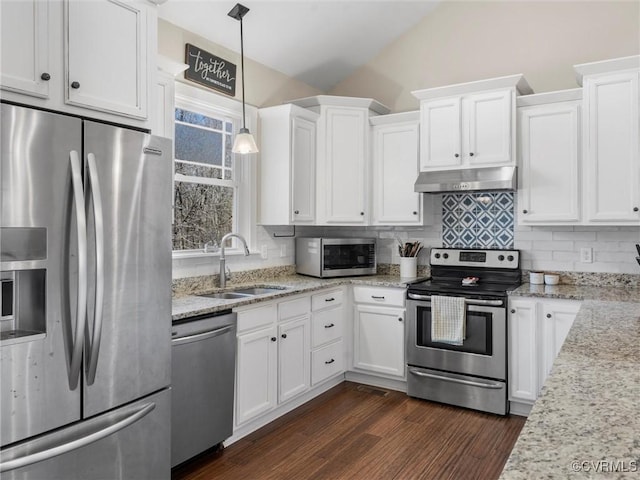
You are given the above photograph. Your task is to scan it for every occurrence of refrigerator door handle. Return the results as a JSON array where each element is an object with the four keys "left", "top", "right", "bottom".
[
  {"left": 0, "top": 402, "right": 156, "bottom": 473},
  {"left": 85, "top": 153, "right": 104, "bottom": 385},
  {"left": 69, "top": 150, "right": 87, "bottom": 390}
]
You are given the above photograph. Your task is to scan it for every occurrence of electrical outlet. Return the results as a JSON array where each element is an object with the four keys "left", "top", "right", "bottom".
[
  {"left": 580, "top": 247, "right": 593, "bottom": 263},
  {"left": 280, "top": 244, "right": 287, "bottom": 258},
  {"left": 261, "top": 245, "right": 268, "bottom": 260}
]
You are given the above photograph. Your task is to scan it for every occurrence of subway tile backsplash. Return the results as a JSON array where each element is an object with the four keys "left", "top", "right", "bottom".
[{"left": 442, "top": 192, "right": 515, "bottom": 249}]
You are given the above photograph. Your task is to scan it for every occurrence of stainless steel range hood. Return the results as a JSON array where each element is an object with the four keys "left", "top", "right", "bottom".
[{"left": 414, "top": 166, "right": 517, "bottom": 194}]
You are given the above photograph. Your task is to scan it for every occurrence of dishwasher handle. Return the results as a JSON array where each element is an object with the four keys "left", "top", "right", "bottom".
[{"left": 171, "top": 324, "right": 235, "bottom": 346}]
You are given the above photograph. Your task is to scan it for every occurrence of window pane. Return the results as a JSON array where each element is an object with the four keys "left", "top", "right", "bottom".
[
  {"left": 224, "top": 134, "right": 233, "bottom": 168},
  {"left": 175, "top": 124, "right": 222, "bottom": 166},
  {"left": 225, "top": 122, "right": 233, "bottom": 133},
  {"left": 175, "top": 108, "right": 223, "bottom": 130},
  {"left": 176, "top": 161, "right": 222, "bottom": 179},
  {"left": 173, "top": 181, "right": 234, "bottom": 250}
]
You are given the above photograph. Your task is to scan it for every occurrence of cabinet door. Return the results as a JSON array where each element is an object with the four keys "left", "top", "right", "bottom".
[
  {"left": 278, "top": 317, "right": 310, "bottom": 403},
  {"left": 372, "top": 122, "right": 423, "bottom": 225},
  {"left": 322, "top": 107, "right": 367, "bottom": 223},
  {"left": 0, "top": 0, "right": 50, "bottom": 98},
  {"left": 584, "top": 72, "right": 640, "bottom": 222},
  {"left": 65, "top": 0, "right": 148, "bottom": 119},
  {"left": 291, "top": 116, "right": 316, "bottom": 223},
  {"left": 508, "top": 299, "right": 538, "bottom": 402},
  {"left": 235, "top": 325, "right": 277, "bottom": 425},
  {"left": 539, "top": 300, "right": 580, "bottom": 394},
  {"left": 420, "top": 97, "right": 461, "bottom": 169},
  {"left": 518, "top": 101, "right": 581, "bottom": 223},
  {"left": 353, "top": 305, "right": 405, "bottom": 378},
  {"left": 463, "top": 90, "right": 512, "bottom": 166}
]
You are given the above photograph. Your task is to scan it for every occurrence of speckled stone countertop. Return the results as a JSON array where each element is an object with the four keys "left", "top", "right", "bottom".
[
  {"left": 172, "top": 274, "right": 426, "bottom": 321},
  {"left": 501, "top": 287, "right": 640, "bottom": 479}
]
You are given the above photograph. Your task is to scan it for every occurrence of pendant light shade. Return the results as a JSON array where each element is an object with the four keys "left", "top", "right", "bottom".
[{"left": 228, "top": 3, "right": 258, "bottom": 155}]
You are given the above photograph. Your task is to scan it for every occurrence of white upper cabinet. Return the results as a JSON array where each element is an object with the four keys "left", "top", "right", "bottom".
[
  {"left": 290, "top": 95, "right": 389, "bottom": 226},
  {"left": 413, "top": 75, "right": 532, "bottom": 172},
  {"left": 517, "top": 90, "right": 582, "bottom": 224},
  {"left": 1, "top": 0, "right": 51, "bottom": 98},
  {"left": 576, "top": 56, "right": 640, "bottom": 224},
  {"left": 259, "top": 104, "right": 319, "bottom": 225},
  {"left": 1, "top": 0, "right": 155, "bottom": 129},
  {"left": 370, "top": 112, "right": 432, "bottom": 226}
]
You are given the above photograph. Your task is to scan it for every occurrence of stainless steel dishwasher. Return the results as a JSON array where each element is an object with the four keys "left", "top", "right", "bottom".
[{"left": 171, "top": 311, "right": 237, "bottom": 467}]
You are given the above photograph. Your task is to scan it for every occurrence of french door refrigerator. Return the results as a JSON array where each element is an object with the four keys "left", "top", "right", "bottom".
[{"left": 0, "top": 103, "right": 172, "bottom": 479}]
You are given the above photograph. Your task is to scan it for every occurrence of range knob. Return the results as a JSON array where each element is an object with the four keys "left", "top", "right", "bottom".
[
  {"left": 507, "top": 255, "right": 514, "bottom": 262},
  {"left": 443, "top": 253, "right": 449, "bottom": 259},
  {"left": 434, "top": 253, "right": 441, "bottom": 259},
  {"left": 498, "top": 255, "right": 505, "bottom": 261}
]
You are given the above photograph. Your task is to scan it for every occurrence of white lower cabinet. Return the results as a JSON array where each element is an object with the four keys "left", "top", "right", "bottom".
[
  {"left": 351, "top": 286, "right": 405, "bottom": 380},
  {"left": 278, "top": 316, "right": 310, "bottom": 403},
  {"left": 310, "top": 288, "right": 345, "bottom": 385},
  {"left": 508, "top": 297, "right": 581, "bottom": 415}
]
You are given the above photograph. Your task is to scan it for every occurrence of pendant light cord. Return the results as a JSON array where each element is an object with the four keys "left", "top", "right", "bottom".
[{"left": 240, "top": 16, "right": 247, "bottom": 130}]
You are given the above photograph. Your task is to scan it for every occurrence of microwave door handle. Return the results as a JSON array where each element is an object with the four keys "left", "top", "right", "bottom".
[
  {"left": 69, "top": 151, "right": 87, "bottom": 390},
  {"left": 85, "top": 153, "right": 104, "bottom": 385}
]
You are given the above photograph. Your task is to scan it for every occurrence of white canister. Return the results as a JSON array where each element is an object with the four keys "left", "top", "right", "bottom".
[
  {"left": 529, "top": 271, "right": 544, "bottom": 285},
  {"left": 400, "top": 257, "right": 418, "bottom": 278},
  {"left": 544, "top": 274, "right": 560, "bottom": 285}
]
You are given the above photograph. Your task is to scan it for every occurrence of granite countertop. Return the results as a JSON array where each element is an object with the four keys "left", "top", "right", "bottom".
[
  {"left": 501, "top": 285, "right": 640, "bottom": 479},
  {"left": 172, "top": 274, "right": 426, "bottom": 321}
]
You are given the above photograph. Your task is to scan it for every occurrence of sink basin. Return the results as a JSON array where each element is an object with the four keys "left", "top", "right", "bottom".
[
  {"left": 232, "top": 287, "right": 287, "bottom": 295},
  {"left": 198, "top": 292, "right": 252, "bottom": 300}
]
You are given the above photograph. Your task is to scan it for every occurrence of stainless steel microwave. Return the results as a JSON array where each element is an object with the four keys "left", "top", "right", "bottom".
[{"left": 295, "top": 238, "right": 376, "bottom": 278}]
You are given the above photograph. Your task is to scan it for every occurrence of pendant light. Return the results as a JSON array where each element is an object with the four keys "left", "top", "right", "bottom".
[{"left": 228, "top": 3, "right": 259, "bottom": 154}]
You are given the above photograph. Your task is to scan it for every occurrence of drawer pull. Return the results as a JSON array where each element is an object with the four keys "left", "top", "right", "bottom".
[
  {"left": 324, "top": 323, "right": 335, "bottom": 329},
  {"left": 371, "top": 295, "right": 385, "bottom": 300},
  {"left": 325, "top": 297, "right": 335, "bottom": 302},
  {"left": 281, "top": 333, "right": 287, "bottom": 339},
  {"left": 270, "top": 337, "right": 277, "bottom": 342},
  {"left": 324, "top": 358, "right": 335, "bottom": 365}
]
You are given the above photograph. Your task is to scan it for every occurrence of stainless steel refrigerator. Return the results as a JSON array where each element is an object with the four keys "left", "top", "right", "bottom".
[{"left": 0, "top": 103, "right": 172, "bottom": 479}]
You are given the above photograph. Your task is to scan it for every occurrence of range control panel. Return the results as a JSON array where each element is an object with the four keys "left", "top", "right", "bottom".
[{"left": 430, "top": 248, "right": 520, "bottom": 269}]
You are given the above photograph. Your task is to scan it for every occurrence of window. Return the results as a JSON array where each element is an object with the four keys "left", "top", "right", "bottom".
[{"left": 173, "top": 106, "right": 239, "bottom": 251}]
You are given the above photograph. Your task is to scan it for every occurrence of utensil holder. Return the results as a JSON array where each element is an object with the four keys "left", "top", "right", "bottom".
[{"left": 400, "top": 257, "right": 417, "bottom": 278}]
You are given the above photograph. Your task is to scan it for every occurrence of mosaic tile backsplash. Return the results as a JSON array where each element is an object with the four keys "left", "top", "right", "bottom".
[{"left": 442, "top": 192, "right": 515, "bottom": 249}]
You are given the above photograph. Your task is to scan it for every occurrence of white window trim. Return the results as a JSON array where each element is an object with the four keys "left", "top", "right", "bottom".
[{"left": 172, "top": 81, "right": 258, "bottom": 259}]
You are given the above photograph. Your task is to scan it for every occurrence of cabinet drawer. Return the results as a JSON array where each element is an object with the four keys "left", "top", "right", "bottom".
[
  {"left": 311, "top": 340, "right": 343, "bottom": 385},
  {"left": 311, "top": 308, "right": 343, "bottom": 348},
  {"left": 278, "top": 295, "right": 310, "bottom": 322},
  {"left": 311, "top": 288, "right": 344, "bottom": 311},
  {"left": 353, "top": 286, "right": 405, "bottom": 307},
  {"left": 236, "top": 303, "right": 277, "bottom": 333}
]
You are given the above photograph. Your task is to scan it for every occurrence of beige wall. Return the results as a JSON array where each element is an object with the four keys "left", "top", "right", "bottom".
[
  {"left": 330, "top": 1, "right": 640, "bottom": 112},
  {"left": 158, "top": 19, "right": 322, "bottom": 108}
]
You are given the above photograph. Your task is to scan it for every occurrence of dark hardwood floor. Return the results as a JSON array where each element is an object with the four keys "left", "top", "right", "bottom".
[{"left": 172, "top": 381, "right": 526, "bottom": 480}]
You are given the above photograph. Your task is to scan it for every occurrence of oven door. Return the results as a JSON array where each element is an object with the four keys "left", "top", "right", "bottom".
[{"left": 406, "top": 295, "right": 506, "bottom": 380}]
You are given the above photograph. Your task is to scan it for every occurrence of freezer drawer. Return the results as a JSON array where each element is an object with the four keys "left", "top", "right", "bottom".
[{"left": 0, "top": 388, "right": 170, "bottom": 479}]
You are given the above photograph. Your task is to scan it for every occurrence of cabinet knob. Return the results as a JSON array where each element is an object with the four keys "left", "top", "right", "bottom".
[
  {"left": 398, "top": 317, "right": 403, "bottom": 322},
  {"left": 522, "top": 209, "right": 528, "bottom": 214},
  {"left": 270, "top": 337, "right": 277, "bottom": 342},
  {"left": 71, "top": 81, "right": 80, "bottom": 89},
  {"left": 412, "top": 211, "right": 418, "bottom": 215},
  {"left": 546, "top": 313, "right": 552, "bottom": 318},
  {"left": 325, "top": 358, "right": 335, "bottom": 365},
  {"left": 634, "top": 207, "right": 639, "bottom": 212},
  {"left": 510, "top": 309, "right": 516, "bottom": 314},
  {"left": 40, "top": 72, "right": 51, "bottom": 81},
  {"left": 469, "top": 152, "right": 475, "bottom": 157},
  {"left": 281, "top": 333, "right": 287, "bottom": 339},
  {"left": 454, "top": 153, "right": 459, "bottom": 158},
  {"left": 294, "top": 210, "right": 299, "bottom": 214},
  {"left": 360, "top": 212, "right": 365, "bottom": 216}
]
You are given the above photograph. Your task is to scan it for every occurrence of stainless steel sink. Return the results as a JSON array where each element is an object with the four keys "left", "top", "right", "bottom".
[
  {"left": 197, "top": 286, "right": 287, "bottom": 300},
  {"left": 232, "top": 287, "right": 287, "bottom": 295},
  {"left": 198, "top": 292, "right": 252, "bottom": 300}
]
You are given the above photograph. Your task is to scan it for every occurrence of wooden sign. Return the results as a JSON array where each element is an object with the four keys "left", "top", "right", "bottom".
[{"left": 184, "top": 43, "right": 236, "bottom": 96}]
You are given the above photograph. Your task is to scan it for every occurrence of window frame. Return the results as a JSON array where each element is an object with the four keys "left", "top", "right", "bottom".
[{"left": 171, "top": 82, "right": 257, "bottom": 259}]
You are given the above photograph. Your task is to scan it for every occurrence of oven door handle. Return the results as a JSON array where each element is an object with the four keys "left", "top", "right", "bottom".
[
  {"left": 408, "top": 368, "right": 504, "bottom": 390},
  {"left": 407, "top": 293, "right": 504, "bottom": 307}
]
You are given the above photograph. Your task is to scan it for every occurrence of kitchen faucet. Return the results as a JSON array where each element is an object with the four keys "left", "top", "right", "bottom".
[{"left": 219, "top": 233, "right": 251, "bottom": 288}]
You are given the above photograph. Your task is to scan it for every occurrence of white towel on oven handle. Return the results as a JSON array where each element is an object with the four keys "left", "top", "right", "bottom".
[{"left": 431, "top": 295, "right": 466, "bottom": 345}]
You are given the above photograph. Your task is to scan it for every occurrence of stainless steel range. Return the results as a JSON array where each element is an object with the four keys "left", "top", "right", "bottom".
[{"left": 405, "top": 248, "right": 521, "bottom": 415}]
